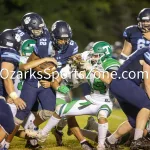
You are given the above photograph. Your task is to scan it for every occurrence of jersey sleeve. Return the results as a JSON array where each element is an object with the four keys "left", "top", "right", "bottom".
[
  {"left": 123, "top": 26, "right": 132, "bottom": 43},
  {"left": 1, "top": 48, "right": 20, "bottom": 65},
  {"left": 70, "top": 40, "right": 78, "bottom": 55},
  {"left": 102, "top": 58, "right": 120, "bottom": 72},
  {"left": 14, "top": 28, "right": 31, "bottom": 41}
]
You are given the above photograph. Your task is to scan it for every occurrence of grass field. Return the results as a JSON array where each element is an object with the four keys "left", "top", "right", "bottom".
[{"left": 10, "top": 109, "right": 129, "bottom": 150}]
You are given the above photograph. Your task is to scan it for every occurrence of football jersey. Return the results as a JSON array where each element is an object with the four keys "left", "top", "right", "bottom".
[
  {"left": 0, "top": 47, "right": 20, "bottom": 96},
  {"left": 123, "top": 25, "right": 150, "bottom": 52},
  {"left": 14, "top": 27, "right": 31, "bottom": 41}
]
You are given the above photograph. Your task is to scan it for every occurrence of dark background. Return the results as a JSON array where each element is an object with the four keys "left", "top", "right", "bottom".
[{"left": 0, "top": 0, "right": 150, "bottom": 51}]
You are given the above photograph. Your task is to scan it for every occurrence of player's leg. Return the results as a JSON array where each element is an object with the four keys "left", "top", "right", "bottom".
[
  {"left": 32, "top": 87, "right": 56, "bottom": 127},
  {"left": 84, "top": 116, "right": 98, "bottom": 131},
  {"left": 5, "top": 82, "right": 39, "bottom": 149},
  {"left": 96, "top": 104, "right": 112, "bottom": 150},
  {"left": 0, "top": 97, "right": 15, "bottom": 149},
  {"left": 25, "top": 87, "right": 60, "bottom": 142},
  {"left": 110, "top": 79, "right": 150, "bottom": 149}
]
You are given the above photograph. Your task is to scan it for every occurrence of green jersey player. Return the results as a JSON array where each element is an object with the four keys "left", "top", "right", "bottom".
[{"left": 25, "top": 41, "right": 120, "bottom": 150}]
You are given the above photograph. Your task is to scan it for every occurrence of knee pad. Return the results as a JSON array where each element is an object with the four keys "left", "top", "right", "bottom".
[
  {"left": 97, "top": 110, "right": 109, "bottom": 119},
  {"left": 38, "top": 110, "right": 53, "bottom": 121},
  {"left": 97, "top": 104, "right": 112, "bottom": 119}
]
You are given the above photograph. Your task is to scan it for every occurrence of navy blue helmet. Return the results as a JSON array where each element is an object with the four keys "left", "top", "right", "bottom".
[
  {"left": 137, "top": 8, "right": 150, "bottom": 32},
  {"left": 51, "top": 20, "right": 72, "bottom": 52},
  {"left": 0, "top": 29, "right": 21, "bottom": 51},
  {"left": 21, "top": 12, "right": 45, "bottom": 38}
]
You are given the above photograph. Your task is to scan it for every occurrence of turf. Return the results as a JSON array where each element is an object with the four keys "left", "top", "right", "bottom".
[{"left": 10, "top": 109, "right": 130, "bottom": 150}]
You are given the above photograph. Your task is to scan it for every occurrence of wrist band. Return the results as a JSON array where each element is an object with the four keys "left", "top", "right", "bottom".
[{"left": 9, "top": 92, "right": 18, "bottom": 100}]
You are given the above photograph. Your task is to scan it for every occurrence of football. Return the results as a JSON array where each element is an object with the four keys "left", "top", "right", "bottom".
[{"left": 38, "top": 61, "right": 57, "bottom": 75}]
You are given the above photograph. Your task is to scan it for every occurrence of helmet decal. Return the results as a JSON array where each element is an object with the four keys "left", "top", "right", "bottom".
[{"left": 24, "top": 17, "right": 31, "bottom": 24}]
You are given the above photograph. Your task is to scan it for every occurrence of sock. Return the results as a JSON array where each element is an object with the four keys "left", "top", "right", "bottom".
[
  {"left": 107, "top": 133, "right": 118, "bottom": 144},
  {"left": 80, "top": 139, "right": 87, "bottom": 144},
  {"left": 134, "top": 128, "right": 143, "bottom": 140},
  {"left": 0, "top": 139, "right": 5, "bottom": 148},
  {"left": 4, "top": 141, "right": 10, "bottom": 149},
  {"left": 42, "top": 115, "right": 60, "bottom": 136},
  {"left": 88, "top": 117, "right": 98, "bottom": 132},
  {"left": 56, "top": 118, "right": 67, "bottom": 132},
  {"left": 98, "top": 123, "right": 108, "bottom": 146},
  {"left": 29, "top": 138, "right": 38, "bottom": 146}
]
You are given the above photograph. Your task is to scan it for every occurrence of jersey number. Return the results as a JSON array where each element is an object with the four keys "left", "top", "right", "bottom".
[
  {"left": 137, "top": 39, "right": 150, "bottom": 49},
  {"left": 40, "top": 38, "right": 47, "bottom": 45}
]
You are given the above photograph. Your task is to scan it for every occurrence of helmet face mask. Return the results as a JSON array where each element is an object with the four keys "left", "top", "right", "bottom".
[
  {"left": 91, "top": 41, "right": 112, "bottom": 64},
  {"left": 51, "top": 20, "right": 72, "bottom": 52},
  {"left": 31, "top": 27, "right": 43, "bottom": 37},
  {"left": 137, "top": 8, "right": 150, "bottom": 32}
]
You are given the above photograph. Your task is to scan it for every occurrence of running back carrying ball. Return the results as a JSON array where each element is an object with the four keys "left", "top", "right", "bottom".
[{"left": 37, "top": 61, "right": 57, "bottom": 75}]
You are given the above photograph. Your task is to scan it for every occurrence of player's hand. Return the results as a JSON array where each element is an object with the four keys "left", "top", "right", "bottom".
[
  {"left": 13, "top": 98, "right": 26, "bottom": 110},
  {"left": 40, "top": 80, "right": 51, "bottom": 88},
  {"left": 143, "top": 32, "right": 150, "bottom": 40},
  {"left": 80, "top": 61, "right": 93, "bottom": 71},
  {"left": 6, "top": 97, "right": 14, "bottom": 104},
  {"left": 44, "top": 57, "right": 58, "bottom": 66},
  {"left": 57, "top": 85, "right": 70, "bottom": 94}
]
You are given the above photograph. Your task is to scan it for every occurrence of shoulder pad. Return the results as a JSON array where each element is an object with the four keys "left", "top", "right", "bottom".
[{"left": 69, "top": 40, "right": 78, "bottom": 55}]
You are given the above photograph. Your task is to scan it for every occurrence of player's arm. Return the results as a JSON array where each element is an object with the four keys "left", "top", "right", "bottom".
[
  {"left": 50, "top": 76, "right": 62, "bottom": 90},
  {"left": 119, "top": 40, "right": 132, "bottom": 64},
  {"left": 81, "top": 62, "right": 112, "bottom": 84},
  {"left": 27, "top": 52, "right": 57, "bottom": 73},
  {"left": 141, "top": 60, "right": 150, "bottom": 98},
  {"left": 19, "top": 57, "right": 56, "bottom": 71},
  {"left": 92, "top": 69, "right": 113, "bottom": 84},
  {"left": 1, "top": 62, "right": 16, "bottom": 95},
  {"left": 1, "top": 62, "right": 26, "bottom": 109}
]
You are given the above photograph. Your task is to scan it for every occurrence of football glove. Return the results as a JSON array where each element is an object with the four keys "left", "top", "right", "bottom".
[{"left": 57, "top": 85, "right": 70, "bottom": 94}]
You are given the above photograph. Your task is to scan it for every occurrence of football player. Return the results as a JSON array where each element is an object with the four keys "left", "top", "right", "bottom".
[
  {"left": 4, "top": 13, "right": 57, "bottom": 150},
  {"left": 25, "top": 41, "right": 120, "bottom": 150},
  {"left": 0, "top": 29, "right": 26, "bottom": 147},
  {"left": 119, "top": 8, "right": 150, "bottom": 64},
  {"left": 31, "top": 20, "right": 94, "bottom": 149},
  {"left": 82, "top": 44, "right": 150, "bottom": 149}
]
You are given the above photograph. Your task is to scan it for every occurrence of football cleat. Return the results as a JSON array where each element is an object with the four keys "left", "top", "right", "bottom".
[
  {"left": 52, "top": 127, "right": 64, "bottom": 146},
  {"left": 97, "top": 144, "right": 105, "bottom": 150},
  {"left": 25, "top": 129, "right": 48, "bottom": 142},
  {"left": 84, "top": 116, "right": 95, "bottom": 130},
  {"left": 81, "top": 141, "right": 96, "bottom": 150},
  {"left": 25, "top": 139, "right": 43, "bottom": 149},
  {"left": 105, "top": 138, "right": 119, "bottom": 150},
  {"left": 130, "top": 137, "right": 150, "bottom": 150}
]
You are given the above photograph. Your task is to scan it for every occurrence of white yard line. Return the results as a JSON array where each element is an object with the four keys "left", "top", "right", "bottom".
[{"left": 111, "top": 114, "right": 126, "bottom": 121}]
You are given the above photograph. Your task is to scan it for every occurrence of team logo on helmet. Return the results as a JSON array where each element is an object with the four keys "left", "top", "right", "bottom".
[
  {"left": 24, "top": 17, "right": 31, "bottom": 24},
  {"left": 15, "top": 34, "right": 21, "bottom": 42}
]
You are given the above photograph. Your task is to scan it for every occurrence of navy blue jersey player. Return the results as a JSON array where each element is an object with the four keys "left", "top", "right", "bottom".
[
  {"left": 0, "top": 29, "right": 26, "bottom": 143},
  {"left": 32, "top": 20, "right": 94, "bottom": 149},
  {"left": 119, "top": 8, "right": 150, "bottom": 64},
  {"left": 5, "top": 13, "right": 57, "bottom": 149}
]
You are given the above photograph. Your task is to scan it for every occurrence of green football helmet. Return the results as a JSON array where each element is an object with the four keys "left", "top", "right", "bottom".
[
  {"left": 91, "top": 41, "right": 112, "bottom": 64},
  {"left": 21, "top": 39, "right": 36, "bottom": 56}
]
